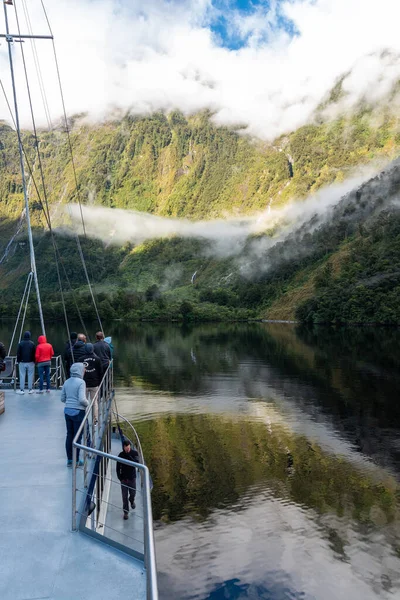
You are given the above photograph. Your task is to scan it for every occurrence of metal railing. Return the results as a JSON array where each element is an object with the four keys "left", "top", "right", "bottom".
[
  {"left": 0, "top": 355, "right": 65, "bottom": 390},
  {"left": 112, "top": 410, "right": 145, "bottom": 465},
  {"left": 72, "top": 362, "right": 158, "bottom": 600}
]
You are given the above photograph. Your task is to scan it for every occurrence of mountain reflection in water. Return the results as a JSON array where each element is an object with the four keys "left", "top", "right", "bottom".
[
  {"left": 113, "top": 323, "right": 400, "bottom": 600},
  {"left": 1, "top": 321, "right": 400, "bottom": 599}
]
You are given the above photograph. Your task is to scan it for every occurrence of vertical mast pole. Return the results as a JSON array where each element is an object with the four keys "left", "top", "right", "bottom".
[{"left": 3, "top": 2, "right": 46, "bottom": 336}]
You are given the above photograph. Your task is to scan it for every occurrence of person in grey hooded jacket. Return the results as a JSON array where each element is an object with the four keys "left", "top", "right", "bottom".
[{"left": 61, "top": 362, "right": 88, "bottom": 466}]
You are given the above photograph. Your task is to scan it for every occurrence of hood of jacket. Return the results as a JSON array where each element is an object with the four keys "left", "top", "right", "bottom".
[
  {"left": 23, "top": 331, "right": 31, "bottom": 340},
  {"left": 70, "top": 362, "right": 85, "bottom": 379},
  {"left": 85, "top": 343, "right": 95, "bottom": 354},
  {"left": 104, "top": 337, "right": 112, "bottom": 344},
  {"left": 38, "top": 335, "right": 47, "bottom": 344}
]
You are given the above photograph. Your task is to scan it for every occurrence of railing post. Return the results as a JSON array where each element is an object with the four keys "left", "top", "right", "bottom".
[
  {"left": 56, "top": 356, "right": 60, "bottom": 388},
  {"left": 72, "top": 444, "right": 77, "bottom": 531},
  {"left": 13, "top": 359, "right": 17, "bottom": 392},
  {"left": 142, "top": 466, "right": 158, "bottom": 600},
  {"left": 83, "top": 424, "right": 88, "bottom": 489}
]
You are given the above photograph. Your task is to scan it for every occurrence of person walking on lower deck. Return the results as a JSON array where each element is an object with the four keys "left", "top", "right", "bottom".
[
  {"left": 35, "top": 335, "right": 54, "bottom": 393},
  {"left": 16, "top": 331, "right": 35, "bottom": 395},
  {"left": 61, "top": 362, "right": 88, "bottom": 467},
  {"left": 117, "top": 440, "right": 139, "bottom": 520}
]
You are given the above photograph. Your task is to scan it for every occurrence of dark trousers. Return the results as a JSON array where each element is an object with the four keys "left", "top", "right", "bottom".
[
  {"left": 65, "top": 410, "right": 85, "bottom": 461},
  {"left": 120, "top": 478, "right": 136, "bottom": 515},
  {"left": 38, "top": 365, "right": 51, "bottom": 390}
]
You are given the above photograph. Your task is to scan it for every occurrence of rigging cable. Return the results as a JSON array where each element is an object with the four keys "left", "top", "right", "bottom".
[
  {"left": 11, "top": 0, "right": 74, "bottom": 347},
  {"left": 21, "top": 0, "right": 53, "bottom": 130},
  {"left": 0, "top": 77, "right": 88, "bottom": 342},
  {"left": 18, "top": 267, "right": 33, "bottom": 346},
  {"left": 2, "top": 0, "right": 46, "bottom": 336},
  {"left": 8, "top": 271, "right": 33, "bottom": 355},
  {"left": 40, "top": 0, "right": 104, "bottom": 334},
  {"left": 0, "top": 81, "right": 89, "bottom": 339}
]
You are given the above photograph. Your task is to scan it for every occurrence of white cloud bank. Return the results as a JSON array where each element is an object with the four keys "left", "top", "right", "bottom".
[
  {"left": 65, "top": 166, "right": 376, "bottom": 255},
  {"left": 1, "top": 0, "right": 400, "bottom": 139}
]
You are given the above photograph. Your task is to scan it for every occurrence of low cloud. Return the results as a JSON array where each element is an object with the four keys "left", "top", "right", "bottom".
[
  {"left": 64, "top": 165, "right": 379, "bottom": 258},
  {"left": 1, "top": 0, "right": 400, "bottom": 138}
]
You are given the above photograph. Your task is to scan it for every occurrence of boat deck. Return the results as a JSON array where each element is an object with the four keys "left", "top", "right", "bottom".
[
  {"left": 101, "top": 438, "right": 145, "bottom": 555},
  {"left": 0, "top": 389, "right": 146, "bottom": 600}
]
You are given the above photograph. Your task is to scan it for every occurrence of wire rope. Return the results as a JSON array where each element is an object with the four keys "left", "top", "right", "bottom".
[
  {"left": 40, "top": 0, "right": 104, "bottom": 334},
  {"left": 12, "top": 0, "right": 74, "bottom": 347},
  {"left": 0, "top": 77, "right": 88, "bottom": 342},
  {"left": 3, "top": 2, "right": 103, "bottom": 343},
  {"left": 21, "top": 0, "right": 53, "bottom": 130},
  {"left": 18, "top": 267, "right": 33, "bottom": 344},
  {"left": 8, "top": 271, "right": 32, "bottom": 354}
]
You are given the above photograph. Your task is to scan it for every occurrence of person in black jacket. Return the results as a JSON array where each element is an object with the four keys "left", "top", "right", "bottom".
[
  {"left": 16, "top": 331, "right": 36, "bottom": 395},
  {"left": 80, "top": 343, "right": 102, "bottom": 424},
  {"left": 117, "top": 440, "right": 139, "bottom": 520},
  {"left": 64, "top": 332, "right": 77, "bottom": 378},
  {"left": 65, "top": 333, "right": 87, "bottom": 369},
  {"left": 93, "top": 331, "right": 111, "bottom": 374}
]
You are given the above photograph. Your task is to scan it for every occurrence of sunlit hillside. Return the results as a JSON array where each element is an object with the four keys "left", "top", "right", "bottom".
[{"left": 1, "top": 103, "right": 400, "bottom": 324}]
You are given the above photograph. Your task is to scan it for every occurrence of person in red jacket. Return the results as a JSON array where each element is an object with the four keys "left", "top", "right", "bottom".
[{"left": 35, "top": 335, "right": 54, "bottom": 393}]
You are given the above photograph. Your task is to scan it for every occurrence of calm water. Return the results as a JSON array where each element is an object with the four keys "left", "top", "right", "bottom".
[{"left": 1, "top": 321, "right": 400, "bottom": 599}]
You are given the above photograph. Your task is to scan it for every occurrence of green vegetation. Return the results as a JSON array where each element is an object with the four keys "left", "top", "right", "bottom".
[
  {"left": 122, "top": 413, "right": 398, "bottom": 524},
  {"left": 1, "top": 104, "right": 400, "bottom": 323}
]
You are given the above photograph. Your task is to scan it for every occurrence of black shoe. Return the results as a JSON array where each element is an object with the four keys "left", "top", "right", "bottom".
[
  {"left": 123, "top": 513, "right": 129, "bottom": 520},
  {"left": 130, "top": 500, "right": 136, "bottom": 509}
]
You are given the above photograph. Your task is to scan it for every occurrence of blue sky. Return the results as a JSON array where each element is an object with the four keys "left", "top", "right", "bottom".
[{"left": 209, "top": 0, "right": 297, "bottom": 49}]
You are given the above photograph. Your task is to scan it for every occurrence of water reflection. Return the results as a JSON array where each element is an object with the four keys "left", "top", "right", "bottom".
[
  {"left": 112, "top": 323, "right": 400, "bottom": 471},
  {"left": 1, "top": 320, "right": 400, "bottom": 599},
  {"left": 156, "top": 486, "right": 400, "bottom": 600},
  {"left": 115, "top": 323, "right": 400, "bottom": 600},
  {"left": 130, "top": 414, "right": 397, "bottom": 524}
]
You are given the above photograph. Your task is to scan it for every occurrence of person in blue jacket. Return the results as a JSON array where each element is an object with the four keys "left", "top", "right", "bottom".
[{"left": 104, "top": 336, "right": 114, "bottom": 359}]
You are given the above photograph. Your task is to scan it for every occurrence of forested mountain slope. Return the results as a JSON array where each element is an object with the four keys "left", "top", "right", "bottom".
[{"left": 1, "top": 107, "right": 400, "bottom": 323}]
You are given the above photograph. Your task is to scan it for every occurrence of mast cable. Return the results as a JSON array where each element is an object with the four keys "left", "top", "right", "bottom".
[
  {"left": 18, "top": 268, "right": 33, "bottom": 346},
  {"left": 0, "top": 80, "right": 88, "bottom": 339},
  {"left": 12, "top": 0, "right": 73, "bottom": 346},
  {"left": 3, "top": 2, "right": 102, "bottom": 341},
  {"left": 21, "top": 0, "right": 52, "bottom": 130},
  {"left": 40, "top": 0, "right": 104, "bottom": 334},
  {"left": 0, "top": 76, "right": 88, "bottom": 343},
  {"left": 8, "top": 271, "right": 32, "bottom": 355},
  {"left": 2, "top": 0, "right": 46, "bottom": 336}
]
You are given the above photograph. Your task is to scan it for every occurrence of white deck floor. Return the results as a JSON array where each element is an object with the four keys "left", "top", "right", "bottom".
[{"left": 0, "top": 389, "right": 146, "bottom": 600}]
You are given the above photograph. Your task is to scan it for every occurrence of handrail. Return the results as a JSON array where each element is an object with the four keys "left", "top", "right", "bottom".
[
  {"left": 73, "top": 360, "right": 113, "bottom": 446},
  {"left": 72, "top": 443, "right": 158, "bottom": 600},
  {"left": 71, "top": 362, "right": 158, "bottom": 600},
  {"left": 112, "top": 409, "right": 145, "bottom": 465},
  {"left": 0, "top": 355, "right": 64, "bottom": 389}
]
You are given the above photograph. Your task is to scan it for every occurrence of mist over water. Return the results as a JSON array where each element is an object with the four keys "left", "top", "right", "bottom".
[{"left": 1, "top": 321, "right": 400, "bottom": 599}]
